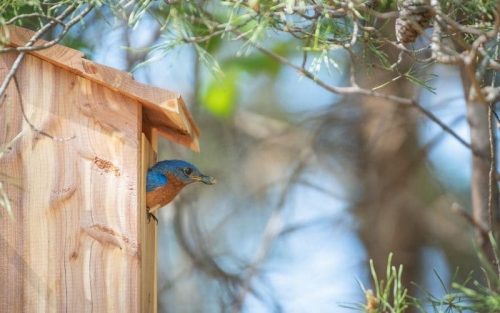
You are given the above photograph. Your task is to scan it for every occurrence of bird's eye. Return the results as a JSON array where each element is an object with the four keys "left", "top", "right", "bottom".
[{"left": 183, "top": 168, "right": 193, "bottom": 175}]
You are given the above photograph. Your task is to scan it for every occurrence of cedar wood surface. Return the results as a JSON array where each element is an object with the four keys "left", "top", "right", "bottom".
[
  {"left": 5, "top": 25, "right": 200, "bottom": 152},
  {"left": 0, "top": 50, "right": 158, "bottom": 312},
  {"left": 141, "top": 134, "right": 158, "bottom": 313}
]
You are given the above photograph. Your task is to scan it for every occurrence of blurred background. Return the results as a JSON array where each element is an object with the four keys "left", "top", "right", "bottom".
[{"left": 37, "top": 3, "right": 482, "bottom": 312}]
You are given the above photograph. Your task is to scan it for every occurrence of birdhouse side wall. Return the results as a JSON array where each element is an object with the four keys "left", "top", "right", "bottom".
[{"left": 0, "top": 52, "right": 141, "bottom": 312}]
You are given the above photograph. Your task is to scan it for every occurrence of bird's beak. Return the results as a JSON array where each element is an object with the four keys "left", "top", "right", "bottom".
[{"left": 198, "top": 174, "right": 216, "bottom": 185}]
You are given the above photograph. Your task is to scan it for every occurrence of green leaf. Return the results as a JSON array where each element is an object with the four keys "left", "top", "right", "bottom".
[
  {"left": 223, "top": 53, "right": 281, "bottom": 77},
  {"left": 201, "top": 70, "right": 238, "bottom": 118}
]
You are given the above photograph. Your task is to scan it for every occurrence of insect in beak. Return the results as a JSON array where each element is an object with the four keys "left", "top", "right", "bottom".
[{"left": 197, "top": 174, "right": 216, "bottom": 185}]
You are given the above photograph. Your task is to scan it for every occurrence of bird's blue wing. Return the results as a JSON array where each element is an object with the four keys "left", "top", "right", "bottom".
[{"left": 146, "top": 170, "right": 168, "bottom": 192}]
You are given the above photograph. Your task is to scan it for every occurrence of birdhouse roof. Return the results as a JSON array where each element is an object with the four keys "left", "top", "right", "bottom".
[{"left": 4, "top": 25, "right": 200, "bottom": 151}]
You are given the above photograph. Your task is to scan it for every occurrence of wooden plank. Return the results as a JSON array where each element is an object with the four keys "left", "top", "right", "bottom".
[
  {"left": 4, "top": 25, "right": 200, "bottom": 151},
  {"left": 155, "top": 127, "right": 200, "bottom": 152},
  {"left": 140, "top": 134, "right": 158, "bottom": 313},
  {"left": 0, "top": 52, "right": 141, "bottom": 312},
  {"left": 142, "top": 118, "right": 159, "bottom": 153},
  {"left": 0, "top": 51, "right": 25, "bottom": 313},
  {"left": 144, "top": 96, "right": 200, "bottom": 152}
]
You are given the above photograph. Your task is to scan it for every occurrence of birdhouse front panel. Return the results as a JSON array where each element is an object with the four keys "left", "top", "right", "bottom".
[{"left": 0, "top": 52, "right": 142, "bottom": 312}]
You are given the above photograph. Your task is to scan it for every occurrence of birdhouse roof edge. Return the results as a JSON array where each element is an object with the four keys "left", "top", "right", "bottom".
[{"left": 3, "top": 25, "right": 200, "bottom": 151}]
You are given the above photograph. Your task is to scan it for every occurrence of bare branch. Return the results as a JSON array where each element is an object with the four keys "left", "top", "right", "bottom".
[
  {"left": 5, "top": 13, "right": 65, "bottom": 27},
  {"left": 451, "top": 202, "right": 489, "bottom": 239},
  {"left": 11, "top": 75, "right": 75, "bottom": 142},
  {"left": 243, "top": 35, "right": 478, "bottom": 159},
  {"left": 231, "top": 151, "right": 311, "bottom": 313},
  {"left": 0, "top": 4, "right": 94, "bottom": 141},
  {"left": 0, "top": 4, "right": 78, "bottom": 99}
]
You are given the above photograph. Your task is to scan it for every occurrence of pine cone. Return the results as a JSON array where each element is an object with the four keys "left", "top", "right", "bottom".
[{"left": 395, "top": 0, "right": 434, "bottom": 44}]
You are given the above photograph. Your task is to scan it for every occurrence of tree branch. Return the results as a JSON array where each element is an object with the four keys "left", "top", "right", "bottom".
[
  {"left": 0, "top": 4, "right": 94, "bottom": 99},
  {"left": 242, "top": 34, "right": 481, "bottom": 160}
]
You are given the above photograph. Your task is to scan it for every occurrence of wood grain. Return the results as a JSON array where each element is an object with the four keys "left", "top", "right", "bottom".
[
  {"left": 0, "top": 52, "right": 142, "bottom": 312},
  {"left": 0, "top": 51, "right": 25, "bottom": 313},
  {"left": 140, "top": 134, "right": 158, "bottom": 313},
  {"left": 4, "top": 25, "right": 200, "bottom": 152}
]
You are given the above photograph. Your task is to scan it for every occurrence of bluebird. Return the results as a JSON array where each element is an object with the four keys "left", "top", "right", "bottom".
[{"left": 146, "top": 160, "right": 216, "bottom": 223}]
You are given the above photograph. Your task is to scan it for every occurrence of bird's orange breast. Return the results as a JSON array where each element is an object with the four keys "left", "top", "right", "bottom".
[{"left": 146, "top": 173, "right": 186, "bottom": 211}]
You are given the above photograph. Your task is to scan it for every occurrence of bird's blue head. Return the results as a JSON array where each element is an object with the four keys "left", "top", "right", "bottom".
[{"left": 151, "top": 160, "right": 216, "bottom": 185}]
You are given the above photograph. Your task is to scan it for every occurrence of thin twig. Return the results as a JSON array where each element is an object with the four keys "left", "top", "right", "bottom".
[
  {"left": 488, "top": 103, "right": 500, "bottom": 279},
  {"left": 488, "top": 31, "right": 500, "bottom": 278},
  {"left": 0, "top": 4, "right": 94, "bottom": 141},
  {"left": 0, "top": 4, "right": 94, "bottom": 99},
  {"left": 5, "top": 13, "right": 64, "bottom": 25},
  {"left": 488, "top": 103, "right": 495, "bottom": 229},
  {"left": 243, "top": 35, "right": 479, "bottom": 158},
  {"left": 1, "top": 14, "right": 67, "bottom": 53},
  {"left": 0, "top": 29, "right": 67, "bottom": 53},
  {"left": 488, "top": 30, "right": 499, "bottom": 229},
  {"left": 231, "top": 151, "right": 311, "bottom": 313},
  {"left": 451, "top": 203, "right": 489, "bottom": 239},
  {"left": 0, "top": 4, "right": 78, "bottom": 99},
  {"left": 301, "top": 49, "right": 308, "bottom": 69},
  {"left": 492, "top": 105, "right": 500, "bottom": 127},
  {"left": 12, "top": 75, "right": 75, "bottom": 142}
]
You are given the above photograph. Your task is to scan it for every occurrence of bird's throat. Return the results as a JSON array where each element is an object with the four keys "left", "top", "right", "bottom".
[{"left": 146, "top": 174, "right": 187, "bottom": 210}]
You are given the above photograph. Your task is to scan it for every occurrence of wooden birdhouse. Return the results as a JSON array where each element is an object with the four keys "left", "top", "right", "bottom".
[{"left": 0, "top": 26, "right": 200, "bottom": 313}]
